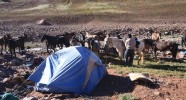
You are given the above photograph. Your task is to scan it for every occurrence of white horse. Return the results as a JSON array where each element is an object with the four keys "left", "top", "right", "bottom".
[
  {"left": 105, "top": 34, "right": 151, "bottom": 65},
  {"left": 104, "top": 35, "right": 125, "bottom": 60}
]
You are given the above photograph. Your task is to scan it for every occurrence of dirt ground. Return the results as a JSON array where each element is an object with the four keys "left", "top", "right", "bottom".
[
  {"left": 0, "top": 1, "right": 186, "bottom": 99},
  {"left": 0, "top": 18, "right": 185, "bottom": 100}
]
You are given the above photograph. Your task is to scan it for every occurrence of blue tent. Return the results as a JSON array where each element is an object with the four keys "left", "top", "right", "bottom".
[{"left": 28, "top": 46, "right": 107, "bottom": 95}]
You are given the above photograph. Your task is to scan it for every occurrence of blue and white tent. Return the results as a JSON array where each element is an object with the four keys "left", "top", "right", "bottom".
[{"left": 28, "top": 46, "right": 107, "bottom": 95}]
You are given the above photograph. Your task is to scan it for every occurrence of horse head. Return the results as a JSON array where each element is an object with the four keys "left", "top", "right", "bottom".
[
  {"left": 41, "top": 34, "right": 46, "bottom": 42},
  {"left": 70, "top": 38, "right": 82, "bottom": 46},
  {"left": 104, "top": 36, "right": 113, "bottom": 48},
  {"left": 63, "top": 32, "right": 75, "bottom": 40},
  {"left": 151, "top": 32, "right": 161, "bottom": 41},
  {"left": 63, "top": 37, "right": 71, "bottom": 47},
  {"left": 23, "top": 33, "right": 28, "bottom": 41}
]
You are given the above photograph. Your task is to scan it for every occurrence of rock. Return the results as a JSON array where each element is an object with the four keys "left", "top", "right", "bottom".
[
  {"left": 165, "top": 51, "right": 171, "bottom": 55},
  {"left": 37, "top": 19, "right": 51, "bottom": 25},
  {"left": 0, "top": 82, "right": 6, "bottom": 92},
  {"left": 9, "top": 58, "right": 23, "bottom": 66},
  {"left": 2, "top": 78, "right": 10, "bottom": 83},
  {"left": 165, "top": 98, "right": 171, "bottom": 100},
  {"left": 177, "top": 51, "right": 185, "bottom": 59},
  {"left": 128, "top": 73, "right": 152, "bottom": 81},
  {"left": 154, "top": 91, "right": 160, "bottom": 96},
  {"left": 0, "top": 71, "right": 7, "bottom": 77},
  {"left": 2, "top": 62, "right": 8, "bottom": 66},
  {"left": 22, "top": 96, "right": 38, "bottom": 100}
]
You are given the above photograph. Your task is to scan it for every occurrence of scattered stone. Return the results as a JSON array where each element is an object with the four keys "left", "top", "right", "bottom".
[
  {"left": 128, "top": 73, "right": 152, "bottom": 82},
  {"left": 36, "top": 19, "right": 51, "bottom": 25},
  {"left": 154, "top": 91, "right": 160, "bottom": 96},
  {"left": 177, "top": 51, "right": 185, "bottom": 59},
  {"left": 10, "top": 58, "right": 23, "bottom": 66},
  {"left": 22, "top": 96, "right": 38, "bottom": 100},
  {"left": 2, "top": 78, "right": 10, "bottom": 83},
  {"left": 165, "top": 51, "right": 171, "bottom": 55},
  {"left": 0, "top": 71, "right": 7, "bottom": 77},
  {"left": 0, "top": 82, "right": 6, "bottom": 92},
  {"left": 165, "top": 98, "right": 171, "bottom": 100}
]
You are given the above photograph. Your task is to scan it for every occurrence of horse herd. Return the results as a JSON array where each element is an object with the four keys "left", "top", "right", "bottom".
[
  {"left": 0, "top": 33, "right": 27, "bottom": 57},
  {"left": 0, "top": 30, "right": 186, "bottom": 65}
]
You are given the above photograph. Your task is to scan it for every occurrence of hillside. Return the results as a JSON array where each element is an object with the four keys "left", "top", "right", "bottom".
[{"left": 1, "top": 0, "right": 186, "bottom": 24}]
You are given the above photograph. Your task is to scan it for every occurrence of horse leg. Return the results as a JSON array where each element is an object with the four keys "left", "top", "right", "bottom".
[
  {"left": 13, "top": 48, "right": 16, "bottom": 57},
  {"left": 0, "top": 45, "right": 3, "bottom": 54},
  {"left": 118, "top": 51, "right": 122, "bottom": 60},
  {"left": 21, "top": 42, "right": 25, "bottom": 50},
  {"left": 154, "top": 49, "right": 157, "bottom": 60},
  {"left": 46, "top": 44, "right": 49, "bottom": 53},
  {"left": 137, "top": 51, "right": 145, "bottom": 65},
  {"left": 61, "top": 43, "right": 63, "bottom": 49},
  {"left": 9, "top": 48, "right": 13, "bottom": 58},
  {"left": 141, "top": 50, "right": 145, "bottom": 64},
  {"left": 18, "top": 46, "right": 21, "bottom": 53},
  {"left": 4, "top": 44, "right": 7, "bottom": 52},
  {"left": 53, "top": 44, "right": 56, "bottom": 52}
]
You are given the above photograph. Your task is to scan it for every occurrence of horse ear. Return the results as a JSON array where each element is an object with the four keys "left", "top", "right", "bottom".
[{"left": 106, "top": 33, "right": 110, "bottom": 37}]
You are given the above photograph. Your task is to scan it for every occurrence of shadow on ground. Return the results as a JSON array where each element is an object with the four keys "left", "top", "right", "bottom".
[
  {"left": 143, "top": 64, "right": 186, "bottom": 72},
  {"left": 91, "top": 74, "right": 134, "bottom": 96}
]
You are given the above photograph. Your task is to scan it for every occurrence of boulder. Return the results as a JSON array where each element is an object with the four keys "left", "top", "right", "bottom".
[
  {"left": 128, "top": 73, "right": 153, "bottom": 82},
  {"left": 36, "top": 19, "right": 51, "bottom": 25},
  {"left": 177, "top": 51, "right": 185, "bottom": 59}
]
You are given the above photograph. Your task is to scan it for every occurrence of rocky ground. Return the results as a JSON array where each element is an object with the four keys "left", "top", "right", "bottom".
[
  {"left": 0, "top": 0, "right": 186, "bottom": 100},
  {"left": 0, "top": 19, "right": 186, "bottom": 100}
]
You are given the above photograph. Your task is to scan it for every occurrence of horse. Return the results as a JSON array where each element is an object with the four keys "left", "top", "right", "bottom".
[
  {"left": 8, "top": 37, "right": 25, "bottom": 57},
  {"left": 85, "top": 31, "right": 107, "bottom": 41},
  {"left": 181, "top": 33, "right": 186, "bottom": 47},
  {"left": 104, "top": 35, "right": 125, "bottom": 60},
  {"left": 85, "top": 32, "right": 100, "bottom": 41},
  {"left": 151, "top": 32, "right": 161, "bottom": 41},
  {"left": 0, "top": 37, "right": 4, "bottom": 54},
  {"left": 17, "top": 33, "right": 27, "bottom": 50},
  {"left": 41, "top": 34, "right": 57, "bottom": 53},
  {"left": 86, "top": 37, "right": 101, "bottom": 56},
  {"left": 153, "top": 40, "right": 179, "bottom": 60},
  {"left": 70, "top": 32, "right": 86, "bottom": 47},
  {"left": 56, "top": 35, "right": 71, "bottom": 48},
  {"left": 3, "top": 34, "right": 12, "bottom": 52},
  {"left": 135, "top": 38, "right": 156, "bottom": 65},
  {"left": 70, "top": 38, "right": 83, "bottom": 46}
]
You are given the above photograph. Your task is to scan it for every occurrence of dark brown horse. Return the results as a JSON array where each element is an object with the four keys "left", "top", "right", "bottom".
[
  {"left": 153, "top": 40, "right": 179, "bottom": 60},
  {"left": 3, "top": 34, "right": 12, "bottom": 52},
  {"left": 18, "top": 33, "right": 27, "bottom": 50},
  {"left": 56, "top": 35, "right": 71, "bottom": 48},
  {"left": 0, "top": 37, "right": 4, "bottom": 54},
  {"left": 7, "top": 34, "right": 27, "bottom": 57},
  {"left": 41, "top": 34, "right": 57, "bottom": 53}
]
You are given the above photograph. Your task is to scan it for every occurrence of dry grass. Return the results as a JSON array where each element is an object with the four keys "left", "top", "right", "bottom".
[
  {"left": 1, "top": 0, "right": 186, "bottom": 21},
  {"left": 107, "top": 58, "right": 186, "bottom": 78}
]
